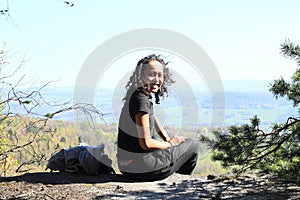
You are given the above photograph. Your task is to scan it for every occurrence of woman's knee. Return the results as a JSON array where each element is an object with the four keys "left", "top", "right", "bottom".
[{"left": 184, "top": 138, "right": 200, "bottom": 154}]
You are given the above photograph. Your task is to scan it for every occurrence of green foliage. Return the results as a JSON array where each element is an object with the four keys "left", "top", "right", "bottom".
[
  {"left": 0, "top": 118, "right": 19, "bottom": 176},
  {"left": 211, "top": 40, "right": 300, "bottom": 183},
  {"left": 44, "top": 113, "right": 55, "bottom": 119},
  {"left": 60, "top": 137, "right": 66, "bottom": 143},
  {"left": 0, "top": 43, "right": 104, "bottom": 176}
]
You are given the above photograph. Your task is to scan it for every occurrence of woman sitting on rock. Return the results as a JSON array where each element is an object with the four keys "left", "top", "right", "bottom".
[{"left": 117, "top": 54, "right": 200, "bottom": 181}]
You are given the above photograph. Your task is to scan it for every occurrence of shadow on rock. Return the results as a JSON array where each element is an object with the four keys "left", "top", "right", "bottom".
[
  {"left": 0, "top": 172, "right": 133, "bottom": 184},
  {"left": 95, "top": 174, "right": 300, "bottom": 200}
]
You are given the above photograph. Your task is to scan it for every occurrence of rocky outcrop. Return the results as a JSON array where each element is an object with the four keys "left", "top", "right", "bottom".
[{"left": 0, "top": 172, "right": 299, "bottom": 199}]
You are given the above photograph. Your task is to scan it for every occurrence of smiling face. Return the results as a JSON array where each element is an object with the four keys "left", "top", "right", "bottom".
[{"left": 143, "top": 60, "right": 164, "bottom": 93}]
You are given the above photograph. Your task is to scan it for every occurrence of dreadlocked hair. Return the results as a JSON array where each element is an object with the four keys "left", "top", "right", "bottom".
[{"left": 123, "top": 54, "right": 175, "bottom": 104}]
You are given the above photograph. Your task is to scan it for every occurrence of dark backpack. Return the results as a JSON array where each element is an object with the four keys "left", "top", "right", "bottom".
[{"left": 46, "top": 144, "right": 115, "bottom": 175}]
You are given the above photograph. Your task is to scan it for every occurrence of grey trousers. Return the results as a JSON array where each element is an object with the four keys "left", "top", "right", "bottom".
[{"left": 118, "top": 138, "right": 200, "bottom": 182}]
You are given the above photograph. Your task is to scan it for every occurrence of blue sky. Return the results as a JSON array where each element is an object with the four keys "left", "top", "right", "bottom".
[{"left": 1, "top": 0, "right": 300, "bottom": 88}]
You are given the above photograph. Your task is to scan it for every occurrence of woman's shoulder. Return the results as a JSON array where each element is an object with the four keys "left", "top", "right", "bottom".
[
  {"left": 128, "top": 90, "right": 152, "bottom": 107},
  {"left": 130, "top": 89, "right": 149, "bottom": 100}
]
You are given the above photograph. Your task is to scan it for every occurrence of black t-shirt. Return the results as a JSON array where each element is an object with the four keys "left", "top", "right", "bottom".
[{"left": 117, "top": 90, "right": 156, "bottom": 160}]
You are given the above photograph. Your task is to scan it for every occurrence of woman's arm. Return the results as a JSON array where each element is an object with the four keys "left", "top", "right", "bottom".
[
  {"left": 135, "top": 112, "right": 171, "bottom": 150},
  {"left": 154, "top": 115, "right": 185, "bottom": 146},
  {"left": 154, "top": 116, "right": 170, "bottom": 142}
]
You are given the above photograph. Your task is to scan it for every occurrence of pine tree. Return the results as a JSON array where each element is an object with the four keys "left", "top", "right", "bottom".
[{"left": 211, "top": 40, "right": 300, "bottom": 183}]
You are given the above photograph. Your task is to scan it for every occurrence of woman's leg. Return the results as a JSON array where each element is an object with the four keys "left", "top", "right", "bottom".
[
  {"left": 118, "top": 138, "right": 200, "bottom": 181},
  {"left": 169, "top": 138, "right": 200, "bottom": 175}
]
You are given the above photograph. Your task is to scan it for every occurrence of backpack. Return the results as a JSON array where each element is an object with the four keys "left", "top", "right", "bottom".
[{"left": 46, "top": 144, "right": 115, "bottom": 175}]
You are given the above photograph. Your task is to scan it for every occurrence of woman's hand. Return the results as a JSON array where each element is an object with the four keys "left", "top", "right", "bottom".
[{"left": 168, "top": 135, "right": 185, "bottom": 146}]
